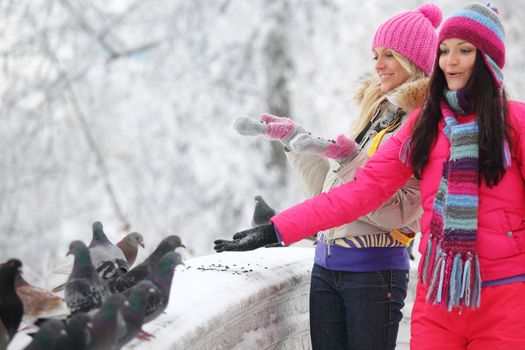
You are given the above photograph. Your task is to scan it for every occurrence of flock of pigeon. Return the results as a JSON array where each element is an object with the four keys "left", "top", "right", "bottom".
[{"left": 0, "top": 221, "right": 185, "bottom": 350}]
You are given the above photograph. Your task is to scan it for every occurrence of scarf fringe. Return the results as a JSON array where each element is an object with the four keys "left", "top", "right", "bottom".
[
  {"left": 421, "top": 241, "right": 481, "bottom": 310},
  {"left": 421, "top": 234, "right": 433, "bottom": 284}
]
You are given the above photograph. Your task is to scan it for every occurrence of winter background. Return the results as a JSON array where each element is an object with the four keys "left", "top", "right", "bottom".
[{"left": 1, "top": 0, "right": 525, "bottom": 349}]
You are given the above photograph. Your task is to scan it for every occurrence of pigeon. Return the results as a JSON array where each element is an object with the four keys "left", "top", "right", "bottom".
[
  {"left": 89, "top": 221, "right": 129, "bottom": 281},
  {"left": 29, "top": 311, "right": 93, "bottom": 349},
  {"left": 116, "top": 232, "right": 145, "bottom": 267},
  {"left": 51, "top": 231, "right": 143, "bottom": 294},
  {"left": 251, "top": 195, "right": 284, "bottom": 247},
  {"left": 0, "top": 258, "right": 24, "bottom": 350},
  {"left": 252, "top": 195, "right": 276, "bottom": 227},
  {"left": 15, "top": 271, "right": 69, "bottom": 321},
  {"left": 60, "top": 312, "right": 92, "bottom": 350},
  {"left": 65, "top": 240, "right": 110, "bottom": 314},
  {"left": 87, "top": 293, "right": 126, "bottom": 350},
  {"left": 141, "top": 251, "right": 183, "bottom": 323},
  {"left": 117, "top": 280, "right": 158, "bottom": 348},
  {"left": 24, "top": 319, "right": 68, "bottom": 350},
  {"left": 108, "top": 235, "right": 184, "bottom": 294}
]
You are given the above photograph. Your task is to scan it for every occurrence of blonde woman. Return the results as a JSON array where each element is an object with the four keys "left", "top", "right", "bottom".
[{"left": 218, "top": 4, "right": 441, "bottom": 349}]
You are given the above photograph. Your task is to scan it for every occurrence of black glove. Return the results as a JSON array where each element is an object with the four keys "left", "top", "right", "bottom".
[{"left": 214, "top": 223, "right": 279, "bottom": 252}]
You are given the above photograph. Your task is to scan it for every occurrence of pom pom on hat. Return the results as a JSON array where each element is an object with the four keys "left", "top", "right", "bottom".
[
  {"left": 372, "top": 4, "right": 442, "bottom": 76},
  {"left": 418, "top": 3, "right": 443, "bottom": 28}
]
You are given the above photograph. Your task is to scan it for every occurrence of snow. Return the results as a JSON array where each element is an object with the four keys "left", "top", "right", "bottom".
[
  {"left": 124, "top": 247, "right": 314, "bottom": 349},
  {"left": 11, "top": 243, "right": 419, "bottom": 349}
]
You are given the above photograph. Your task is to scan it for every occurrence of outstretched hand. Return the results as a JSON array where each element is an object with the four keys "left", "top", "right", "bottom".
[
  {"left": 214, "top": 224, "right": 279, "bottom": 252},
  {"left": 290, "top": 133, "right": 358, "bottom": 162},
  {"left": 233, "top": 113, "right": 357, "bottom": 162},
  {"left": 233, "top": 113, "right": 306, "bottom": 147}
]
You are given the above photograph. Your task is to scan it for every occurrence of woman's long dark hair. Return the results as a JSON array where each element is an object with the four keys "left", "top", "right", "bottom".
[{"left": 410, "top": 50, "right": 510, "bottom": 187}]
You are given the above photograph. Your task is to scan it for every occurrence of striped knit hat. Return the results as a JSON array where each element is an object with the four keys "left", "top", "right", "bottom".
[
  {"left": 372, "top": 4, "right": 442, "bottom": 76},
  {"left": 438, "top": 3, "right": 505, "bottom": 88}
]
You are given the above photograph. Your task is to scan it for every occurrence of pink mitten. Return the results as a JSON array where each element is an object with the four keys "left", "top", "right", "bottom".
[
  {"left": 260, "top": 113, "right": 291, "bottom": 124},
  {"left": 265, "top": 121, "right": 296, "bottom": 140},
  {"left": 324, "top": 135, "right": 358, "bottom": 160}
]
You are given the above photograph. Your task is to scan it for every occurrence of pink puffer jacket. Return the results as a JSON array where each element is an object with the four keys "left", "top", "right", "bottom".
[{"left": 272, "top": 101, "right": 525, "bottom": 282}]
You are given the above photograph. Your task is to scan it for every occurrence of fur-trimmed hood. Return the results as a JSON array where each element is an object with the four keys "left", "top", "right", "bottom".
[{"left": 353, "top": 74, "right": 429, "bottom": 113}]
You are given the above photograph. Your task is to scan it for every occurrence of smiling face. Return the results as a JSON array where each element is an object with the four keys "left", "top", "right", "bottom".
[
  {"left": 373, "top": 47, "right": 410, "bottom": 93},
  {"left": 439, "top": 38, "right": 477, "bottom": 91}
]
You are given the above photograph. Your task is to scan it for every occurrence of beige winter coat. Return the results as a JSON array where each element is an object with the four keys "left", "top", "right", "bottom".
[{"left": 286, "top": 76, "right": 427, "bottom": 242}]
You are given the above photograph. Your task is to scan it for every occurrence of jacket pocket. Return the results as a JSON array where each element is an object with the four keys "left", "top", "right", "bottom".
[{"left": 477, "top": 210, "right": 522, "bottom": 260}]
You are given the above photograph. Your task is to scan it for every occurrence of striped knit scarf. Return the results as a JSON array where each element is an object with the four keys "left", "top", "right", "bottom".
[
  {"left": 399, "top": 90, "right": 512, "bottom": 310},
  {"left": 420, "top": 99, "right": 482, "bottom": 311}
]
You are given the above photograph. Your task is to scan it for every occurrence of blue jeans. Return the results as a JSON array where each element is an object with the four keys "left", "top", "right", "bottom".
[{"left": 309, "top": 264, "right": 408, "bottom": 350}]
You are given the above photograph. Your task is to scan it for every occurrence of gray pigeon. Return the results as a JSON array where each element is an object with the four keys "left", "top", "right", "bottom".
[
  {"left": 29, "top": 311, "right": 92, "bottom": 350},
  {"left": 61, "top": 312, "right": 92, "bottom": 350},
  {"left": 252, "top": 195, "right": 276, "bottom": 227},
  {"left": 0, "top": 259, "right": 23, "bottom": 350},
  {"left": 24, "top": 319, "right": 68, "bottom": 350},
  {"left": 108, "top": 235, "right": 184, "bottom": 294},
  {"left": 141, "top": 251, "right": 183, "bottom": 323},
  {"left": 117, "top": 280, "right": 158, "bottom": 348},
  {"left": 51, "top": 230, "right": 143, "bottom": 294},
  {"left": 65, "top": 240, "right": 110, "bottom": 314},
  {"left": 116, "top": 232, "right": 145, "bottom": 267},
  {"left": 89, "top": 221, "right": 129, "bottom": 281},
  {"left": 87, "top": 294, "right": 126, "bottom": 350}
]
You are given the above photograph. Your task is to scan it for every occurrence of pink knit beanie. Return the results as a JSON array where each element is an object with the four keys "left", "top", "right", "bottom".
[
  {"left": 439, "top": 2, "right": 505, "bottom": 88},
  {"left": 372, "top": 4, "right": 442, "bottom": 76}
]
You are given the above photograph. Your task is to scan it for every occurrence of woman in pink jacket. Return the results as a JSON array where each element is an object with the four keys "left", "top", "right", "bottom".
[{"left": 215, "top": 3, "right": 525, "bottom": 349}]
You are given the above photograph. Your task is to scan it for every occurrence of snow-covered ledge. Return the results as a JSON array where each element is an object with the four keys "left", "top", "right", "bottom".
[
  {"left": 10, "top": 247, "right": 314, "bottom": 350},
  {"left": 125, "top": 247, "right": 315, "bottom": 349},
  {"left": 10, "top": 245, "right": 418, "bottom": 349}
]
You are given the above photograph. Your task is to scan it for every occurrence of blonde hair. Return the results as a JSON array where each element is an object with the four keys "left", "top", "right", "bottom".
[{"left": 352, "top": 51, "right": 426, "bottom": 136}]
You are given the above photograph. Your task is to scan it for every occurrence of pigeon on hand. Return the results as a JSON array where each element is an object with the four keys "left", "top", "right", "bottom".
[
  {"left": 116, "top": 232, "right": 145, "bottom": 267},
  {"left": 15, "top": 271, "right": 69, "bottom": 321},
  {"left": 65, "top": 240, "right": 110, "bottom": 315},
  {"left": 117, "top": 280, "right": 158, "bottom": 348},
  {"left": 140, "top": 252, "right": 183, "bottom": 324},
  {"left": 108, "top": 235, "right": 184, "bottom": 294},
  {"left": 87, "top": 294, "right": 126, "bottom": 350},
  {"left": 0, "top": 259, "right": 23, "bottom": 350},
  {"left": 24, "top": 319, "right": 68, "bottom": 350},
  {"left": 89, "top": 221, "right": 129, "bottom": 281},
  {"left": 251, "top": 195, "right": 276, "bottom": 228}
]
